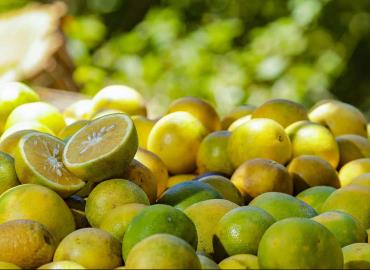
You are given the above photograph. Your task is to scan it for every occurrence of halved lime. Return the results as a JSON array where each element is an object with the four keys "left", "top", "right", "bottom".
[
  {"left": 63, "top": 113, "right": 138, "bottom": 182},
  {"left": 14, "top": 132, "right": 85, "bottom": 197}
]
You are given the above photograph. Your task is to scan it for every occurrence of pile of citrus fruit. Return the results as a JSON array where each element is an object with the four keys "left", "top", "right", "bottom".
[{"left": 0, "top": 81, "right": 369, "bottom": 269}]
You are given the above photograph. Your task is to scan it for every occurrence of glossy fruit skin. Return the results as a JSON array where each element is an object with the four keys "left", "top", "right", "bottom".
[
  {"left": 258, "top": 218, "right": 343, "bottom": 269},
  {"left": 158, "top": 181, "right": 223, "bottom": 211},
  {"left": 312, "top": 211, "right": 367, "bottom": 247},
  {"left": 214, "top": 206, "right": 275, "bottom": 260},
  {"left": 228, "top": 118, "right": 292, "bottom": 168},
  {"left": 221, "top": 105, "right": 256, "bottom": 130},
  {"left": 339, "top": 158, "right": 370, "bottom": 187},
  {"left": 122, "top": 204, "right": 198, "bottom": 260},
  {"left": 342, "top": 243, "right": 370, "bottom": 269},
  {"left": 336, "top": 134, "right": 370, "bottom": 167},
  {"left": 249, "top": 192, "right": 317, "bottom": 221},
  {"left": 218, "top": 254, "right": 259, "bottom": 269},
  {"left": 0, "top": 152, "right": 19, "bottom": 195},
  {"left": 148, "top": 111, "right": 207, "bottom": 174},
  {"left": 125, "top": 234, "right": 201, "bottom": 269},
  {"left": 296, "top": 186, "right": 336, "bottom": 213}
]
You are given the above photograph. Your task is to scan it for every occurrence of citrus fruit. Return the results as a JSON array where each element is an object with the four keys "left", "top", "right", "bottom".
[
  {"left": 228, "top": 118, "right": 292, "bottom": 168},
  {"left": 167, "top": 96, "right": 221, "bottom": 133},
  {"left": 0, "top": 262, "right": 20, "bottom": 269},
  {"left": 198, "top": 175, "right": 244, "bottom": 205},
  {"left": 14, "top": 132, "right": 85, "bottom": 197},
  {"left": 286, "top": 121, "right": 339, "bottom": 168},
  {"left": 99, "top": 203, "right": 148, "bottom": 241},
  {"left": 38, "top": 261, "right": 86, "bottom": 269},
  {"left": 252, "top": 99, "right": 308, "bottom": 128},
  {"left": 65, "top": 195, "right": 89, "bottom": 229},
  {"left": 336, "top": 134, "right": 370, "bottom": 167},
  {"left": 218, "top": 254, "right": 259, "bottom": 269},
  {"left": 258, "top": 217, "right": 343, "bottom": 269},
  {"left": 342, "top": 243, "right": 370, "bottom": 269},
  {"left": 0, "top": 121, "right": 54, "bottom": 149},
  {"left": 287, "top": 155, "right": 340, "bottom": 193},
  {"left": 214, "top": 206, "right": 275, "bottom": 260},
  {"left": 132, "top": 115, "right": 156, "bottom": 149},
  {"left": 158, "top": 181, "right": 223, "bottom": 210},
  {"left": 197, "top": 131, "right": 234, "bottom": 176},
  {"left": 135, "top": 148, "right": 169, "bottom": 197},
  {"left": 249, "top": 192, "right": 317, "bottom": 220},
  {"left": 339, "top": 158, "right": 370, "bottom": 187},
  {"left": 167, "top": 174, "right": 197, "bottom": 187},
  {"left": 0, "top": 220, "right": 56, "bottom": 269},
  {"left": 63, "top": 113, "right": 138, "bottom": 182},
  {"left": 296, "top": 186, "right": 336, "bottom": 213},
  {"left": 58, "top": 120, "right": 89, "bottom": 141},
  {"left": 91, "top": 85, "right": 146, "bottom": 116},
  {"left": 0, "top": 152, "right": 19, "bottom": 195},
  {"left": 0, "top": 82, "right": 39, "bottom": 133},
  {"left": 120, "top": 159, "right": 157, "bottom": 203},
  {"left": 227, "top": 115, "right": 252, "bottom": 131},
  {"left": 309, "top": 100, "right": 367, "bottom": 137},
  {"left": 91, "top": 109, "right": 124, "bottom": 119},
  {"left": 122, "top": 204, "right": 198, "bottom": 260},
  {"left": 0, "top": 184, "right": 75, "bottom": 242},
  {"left": 62, "top": 99, "right": 93, "bottom": 125},
  {"left": 74, "top": 181, "right": 96, "bottom": 197},
  {"left": 349, "top": 173, "right": 370, "bottom": 188},
  {"left": 231, "top": 158, "right": 293, "bottom": 201},
  {"left": 53, "top": 228, "right": 122, "bottom": 269},
  {"left": 184, "top": 199, "right": 238, "bottom": 257},
  {"left": 312, "top": 211, "right": 366, "bottom": 247},
  {"left": 5, "top": 102, "right": 66, "bottom": 135},
  {"left": 85, "top": 179, "right": 149, "bottom": 227},
  {"left": 147, "top": 111, "right": 207, "bottom": 174},
  {"left": 198, "top": 254, "right": 220, "bottom": 269},
  {"left": 321, "top": 185, "right": 370, "bottom": 229},
  {"left": 125, "top": 234, "right": 201, "bottom": 269},
  {"left": 221, "top": 104, "right": 256, "bottom": 130}
]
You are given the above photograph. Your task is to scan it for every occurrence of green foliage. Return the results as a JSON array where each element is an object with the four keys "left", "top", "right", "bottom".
[{"left": 2, "top": 0, "right": 370, "bottom": 118}]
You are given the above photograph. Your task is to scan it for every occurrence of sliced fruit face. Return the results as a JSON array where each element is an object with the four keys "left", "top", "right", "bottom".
[
  {"left": 63, "top": 113, "right": 138, "bottom": 182},
  {"left": 15, "top": 132, "right": 85, "bottom": 197}
]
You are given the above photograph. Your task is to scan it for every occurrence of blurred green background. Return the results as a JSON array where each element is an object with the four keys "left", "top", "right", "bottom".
[{"left": 1, "top": 0, "right": 370, "bottom": 118}]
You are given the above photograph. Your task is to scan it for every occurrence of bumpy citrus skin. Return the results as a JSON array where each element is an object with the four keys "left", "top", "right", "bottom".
[
  {"left": 0, "top": 184, "right": 75, "bottom": 243},
  {"left": 218, "top": 254, "right": 259, "bottom": 269},
  {"left": 85, "top": 179, "right": 150, "bottom": 228},
  {"left": 135, "top": 148, "right": 169, "bottom": 197},
  {"left": 0, "top": 220, "right": 56, "bottom": 269},
  {"left": 125, "top": 234, "right": 201, "bottom": 269},
  {"left": 228, "top": 119, "right": 292, "bottom": 168},
  {"left": 309, "top": 100, "right": 368, "bottom": 137},
  {"left": 214, "top": 206, "right": 275, "bottom": 259},
  {"left": 198, "top": 175, "right": 244, "bottom": 205},
  {"left": 0, "top": 152, "right": 19, "bottom": 195},
  {"left": 167, "top": 96, "right": 221, "bottom": 133},
  {"left": 258, "top": 218, "right": 343, "bottom": 269},
  {"left": 148, "top": 111, "right": 207, "bottom": 174},
  {"left": 122, "top": 204, "right": 198, "bottom": 260},
  {"left": 342, "top": 243, "right": 370, "bottom": 269},
  {"left": 321, "top": 185, "right": 370, "bottom": 229},
  {"left": 158, "top": 181, "right": 223, "bottom": 211},
  {"left": 184, "top": 199, "right": 239, "bottom": 257},
  {"left": 63, "top": 113, "right": 138, "bottom": 182},
  {"left": 312, "top": 211, "right": 367, "bottom": 247},
  {"left": 197, "top": 131, "right": 234, "bottom": 176},
  {"left": 252, "top": 99, "right": 308, "bottom": 128},
  {"left": 286, "top": 121, "right": 340, "bottom": 168},
  {"left": 296, "top": 186, "right": 336, "bottom": 213},
  {"left": 249, "top": 192, "right": 317, "bottom": 221},
  {"left": 53, "top": 228, "right": 122, "bottom": 269}
]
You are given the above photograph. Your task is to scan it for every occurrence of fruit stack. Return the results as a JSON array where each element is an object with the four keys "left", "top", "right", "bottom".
[{"left": 0, "top": 81, "right": 369, "bottom": 269}]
